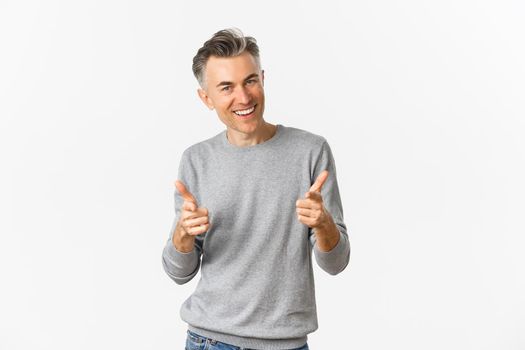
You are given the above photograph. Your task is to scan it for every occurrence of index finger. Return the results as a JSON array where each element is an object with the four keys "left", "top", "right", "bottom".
[
  {"left": 174, "top": 180, "right": 197, "bottom": 204},
  {"left": 309, "top": 170, "right": 329, "bottom": 193}
]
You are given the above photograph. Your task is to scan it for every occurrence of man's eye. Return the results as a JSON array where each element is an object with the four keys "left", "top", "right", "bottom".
[
  {"left": 221, "top": 86, "right": 231, "bottom": 92},
  {"left": 246, "top": 79, "right": 256, "bottom": 84}
]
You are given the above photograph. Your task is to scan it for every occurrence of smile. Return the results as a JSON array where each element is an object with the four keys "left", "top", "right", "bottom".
[{"left": 233, "top": 105, "right": 256, "bottom": 116}]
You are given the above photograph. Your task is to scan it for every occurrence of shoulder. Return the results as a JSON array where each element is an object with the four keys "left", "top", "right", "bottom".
[
  {"left": 281, "top": 125, "right": 328, "bottom": 150},
  {"left": 180, "top": 130, "right": 223, "bottom": 162}
]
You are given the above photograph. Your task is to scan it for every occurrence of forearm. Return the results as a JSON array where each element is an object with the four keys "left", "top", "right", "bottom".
[
  {"left": 310, "top": 210, "right": 351, "bottom": 276},
  {"left": 172, "top": 221, "right": 196, "bottom": 253},
  {"left": 162, "top": 220, "right": 201, "bottom": 285},
  {"left": 314, "top": 212, "right": 340, "bottom": 252}
]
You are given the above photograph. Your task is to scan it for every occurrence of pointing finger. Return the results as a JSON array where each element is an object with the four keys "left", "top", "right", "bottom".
[
  {"left": 174, "top": 180, "right": 197, "bottom": 204},
  {"left": 309, "top": 170, "right": 329, "bottom": 193}
]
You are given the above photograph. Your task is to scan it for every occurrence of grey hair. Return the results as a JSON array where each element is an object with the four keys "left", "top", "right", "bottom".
[{"left": 192, "top": 28, "right": 261, "bottom": 88}]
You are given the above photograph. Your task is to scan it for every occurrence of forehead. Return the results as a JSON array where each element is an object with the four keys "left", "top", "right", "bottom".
[{"left": 204, "top": 52, "right": 259, "bottom": 84}]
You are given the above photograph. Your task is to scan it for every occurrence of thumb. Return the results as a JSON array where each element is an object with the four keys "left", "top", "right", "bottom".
[
  {"left": 309, "top": 170, "right": 329, "bottom": 193},
  {"left": 174, "top": 180, "right": 198, "bottom": 204}
]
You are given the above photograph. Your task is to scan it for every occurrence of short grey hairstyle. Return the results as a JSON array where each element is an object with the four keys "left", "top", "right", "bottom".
[{"left": 192, "top": 28, "right": 261, "bottom": 88}]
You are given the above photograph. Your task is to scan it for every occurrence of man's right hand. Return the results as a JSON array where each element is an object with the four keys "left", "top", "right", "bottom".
[{"left": 172, "top": 180, "right": 210, "bottom": 252}]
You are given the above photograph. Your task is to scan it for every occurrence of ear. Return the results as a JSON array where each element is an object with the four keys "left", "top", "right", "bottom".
[
  {"left": 261, "top": 69, "right": 265, "bottom": 86},
  {"left": 197, "top": 88, "right": 214, "bottom": 110}
]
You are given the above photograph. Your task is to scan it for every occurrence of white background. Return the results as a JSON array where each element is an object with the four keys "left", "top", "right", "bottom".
[{"left": 1, "top": 1, "right": 524, "bottom": 349}]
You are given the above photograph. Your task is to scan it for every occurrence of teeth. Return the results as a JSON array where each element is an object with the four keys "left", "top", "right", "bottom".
[{"left": 234, "top": 106, "right": 255, "bottom": 116}]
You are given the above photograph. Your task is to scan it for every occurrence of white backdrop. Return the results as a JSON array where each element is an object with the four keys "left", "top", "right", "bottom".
[{"left": 1, "top": 1, "right": 524, "bottom": 349}]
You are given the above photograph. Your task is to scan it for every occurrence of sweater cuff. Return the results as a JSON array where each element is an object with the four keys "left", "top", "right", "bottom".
[
  {"left": 163, "top": 240, "right": 199, "bottom": 274},
  {"left": 313, "top": 230, "right": 350, "bottom": 274}
]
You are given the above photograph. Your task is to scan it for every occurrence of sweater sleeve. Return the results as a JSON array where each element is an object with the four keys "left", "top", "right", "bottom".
[
  {"left": 309, "top": 140, "right": 351, "bottom": 275},
  {"left": 161, "top": 149, "right": 204, "bottom": 285}
]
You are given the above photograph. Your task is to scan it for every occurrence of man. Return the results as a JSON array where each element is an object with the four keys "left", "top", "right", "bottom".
[{"left": 162, "top": 28, "right": 350, "bottom": 350}]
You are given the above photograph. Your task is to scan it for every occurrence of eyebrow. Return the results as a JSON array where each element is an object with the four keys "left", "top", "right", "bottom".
[{"left": 215, "top": 73, "right": 259, "bottom": 88}]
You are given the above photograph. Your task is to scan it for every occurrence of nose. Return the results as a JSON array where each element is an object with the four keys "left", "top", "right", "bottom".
[{"left": 235, "top": 86, "right": 251, "bottom": 105}]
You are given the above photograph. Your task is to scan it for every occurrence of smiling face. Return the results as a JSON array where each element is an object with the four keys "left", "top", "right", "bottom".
[{"left": 197, "top": 52, "right": 266, "bottom": 138}]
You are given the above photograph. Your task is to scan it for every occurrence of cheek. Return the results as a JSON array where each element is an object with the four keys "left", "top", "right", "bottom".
[
  {"left": 255, "top": 87, "right": 265, "bottom": 99},
  {"left": 215, "top": 99, "right": 233, "bottom": 114},
  {"left": 247, "top": 85, "right": 264, "bottom": 97}
]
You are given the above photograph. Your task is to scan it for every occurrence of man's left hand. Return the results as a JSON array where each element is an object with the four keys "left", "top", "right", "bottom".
[{"left": 296, "top": 170, "right": 333, "bottom": 230}]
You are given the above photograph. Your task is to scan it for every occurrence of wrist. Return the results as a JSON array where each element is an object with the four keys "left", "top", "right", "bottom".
[
  {"left": 172, "top": 221, "right": 195, "bottom": 252},
  {"left": 317, "top": 209, "right": 335, "bottom": 232}
]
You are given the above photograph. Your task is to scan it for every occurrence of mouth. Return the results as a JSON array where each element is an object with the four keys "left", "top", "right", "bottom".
[{"left": 233, "top": 104, "right": 257, "bottom": 119}]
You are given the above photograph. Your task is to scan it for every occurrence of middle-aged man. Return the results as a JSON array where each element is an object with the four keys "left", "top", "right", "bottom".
[{"left": 162, "top": 28, "right": 351, "bottom": 350}]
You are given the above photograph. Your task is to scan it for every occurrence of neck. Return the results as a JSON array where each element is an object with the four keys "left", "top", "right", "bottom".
[{"left": 226, "top": 122, "right": 277, "bottom": 147}]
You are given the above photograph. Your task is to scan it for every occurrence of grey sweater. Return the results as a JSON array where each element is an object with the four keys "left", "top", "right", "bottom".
[{"left": 162, "top": 124, "right": 350, "bottom": 350}]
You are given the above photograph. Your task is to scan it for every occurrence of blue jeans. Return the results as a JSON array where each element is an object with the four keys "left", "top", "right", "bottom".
[{"left": 185, "top": 330, "right": 310, "bottom": 350}]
